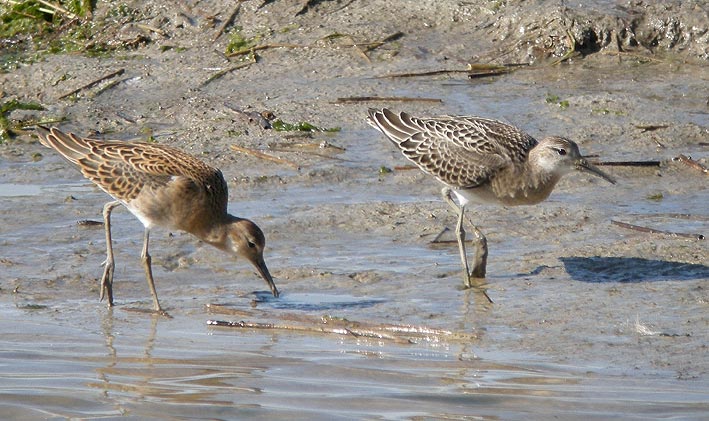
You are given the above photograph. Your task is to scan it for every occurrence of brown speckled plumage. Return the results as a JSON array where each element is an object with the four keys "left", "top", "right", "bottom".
[
  {"left": 367, "top": 108, "right": 615, "bottom": 291},
  {"left": 368, "top": 108, "right": 538, "bottom": 190},
  {"left": 37, "top": 126, "right": 278, "bottom": 313}
]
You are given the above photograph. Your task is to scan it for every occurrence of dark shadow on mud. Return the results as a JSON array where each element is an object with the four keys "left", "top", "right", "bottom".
[{"left": 559, "top": 256, "right": 709, "bottom": 283}]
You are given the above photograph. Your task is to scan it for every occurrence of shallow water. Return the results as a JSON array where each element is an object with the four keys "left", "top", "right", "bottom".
[
  {"left": 2, "top": 124, "right": 707, "bottom": 419},
  {"left": 1, "top": 301, "right": 706, "bottom": 420},
  {"left": 2, "top": 17, "right": 709, "bottom": 421}
]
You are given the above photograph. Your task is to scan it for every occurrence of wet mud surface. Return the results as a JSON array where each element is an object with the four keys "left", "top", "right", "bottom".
[{"left": 1, "top": 0, "right": 707, "bottom": 418}]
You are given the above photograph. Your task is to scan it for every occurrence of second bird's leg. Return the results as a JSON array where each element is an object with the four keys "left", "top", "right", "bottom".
[
  {"left": 140, "top": 228, "right": 164, "bottom": 314},
  {"left": 441, "top": 188, "right": 489, "bottom": 285},
  {"left": 442, "top": 188, "right": 472, "bottom": 286},
  {"left": 100, "top": 200, "right": 122, "bottom": 307},
  {"left": 466, "top": 215, "right": 488, "bottom": 279}
]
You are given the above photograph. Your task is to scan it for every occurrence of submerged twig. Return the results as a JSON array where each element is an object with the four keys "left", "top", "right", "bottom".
[
  {"left": 230, "top": 144, "right": 300, "bottom": 169},
  {"left": 57, "top": 68, "right": 125, "bottom": 100},
  {"left": 611, "top": 220, "right": 704, "bottom": 240},
  {"left": 207, "top": 319, "right": 409, "bottom": 343},
  {"left": 206, "top": 312, "right": 478, "bottom": 344}
]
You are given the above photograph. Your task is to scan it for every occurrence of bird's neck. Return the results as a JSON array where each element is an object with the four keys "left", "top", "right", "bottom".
[
  {"left": 189, "top": 214, "right": 236, "bottom": 252},
  {"left": 489, "top": 161, "right": 561, "bottom": 206},
  {"left": 521, "top": 159, "right": 562, "bottom": 203}
]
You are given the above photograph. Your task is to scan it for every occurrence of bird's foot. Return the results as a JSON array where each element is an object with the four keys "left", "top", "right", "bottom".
[
  {"left": 123, "top": 306, "right": 173, "bottom": 318},
  {"left": 99, "top": 260, "right": 115, "bottom": 307},
  {"left": 463, "top": 273, "right": 494, "bottom": 304}
]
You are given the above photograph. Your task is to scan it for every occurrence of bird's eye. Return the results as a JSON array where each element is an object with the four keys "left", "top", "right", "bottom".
[
  {"left": 247, "top": 241, "right": 256, "bottom": 249},
  {"left": 556, "top": 148, "right": 567, "bottom": 156}
]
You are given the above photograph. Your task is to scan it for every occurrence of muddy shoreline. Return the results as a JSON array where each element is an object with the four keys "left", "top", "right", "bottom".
[{"left": 1, "top": 0, "right": 708, "bottom": 418}]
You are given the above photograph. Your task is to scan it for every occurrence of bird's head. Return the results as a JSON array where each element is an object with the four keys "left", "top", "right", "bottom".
[
  {"left": 536, "top": 137, "right": 616, "bottom": 184},
  {"left": 225, "top": 218, "right": 279, "bottom": 297}
]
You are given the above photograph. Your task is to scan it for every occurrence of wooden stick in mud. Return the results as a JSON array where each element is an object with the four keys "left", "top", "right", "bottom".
[
  {"left": 360, "top": 31, "right": 404, "bottom": 53},
  {"left": 394, "top": 165, "right": 419, "bottom": 170},
  {"left": 378, "top": 62, "right": 521, "bottom": 79},
  {"left": 225, "top": 43, "right": 304, "bottom": 58},
  {"left": 213, "top": 2, "right": 242, "bottom": 42},
  {"left": 593, "top": 160, "right": 662, "bottom": 167},
  {"left": 57, "top": 68, "right": 125, "bottom": 100},
  {"left": 611, "top": 220, "right": 705, "bottom": 240},
  {"left": 207, "top": 313, "right": 478, "bottom": 344},
  {"left": 201, "top": 59, "right": 255, "bottom": 87},
  {"left": 207, "top": 319, "right": 413, "bottom": 343},
  {"left": 334, "top": 96, "right": 443, "bottom": 104},
  {"left": 343, "top": 31, "right": 405, "bottom": 59},
  {"left": 91, "top": 79, "right": 123, "bottom": 97},
  {"left": 376, "top": 69, "right": 473, "bottom": 78},
  {"left": 674, "top": 154, "right": 709, "bottom": 175},
  {"left": 467, "top": 65, "right": 516, "bottom": 78},
  {"left": 635, "top": 124, "right": 670, "bottom": 132},
  {"left": 230, "top": 144, "right": 300, "bottom": 169}
]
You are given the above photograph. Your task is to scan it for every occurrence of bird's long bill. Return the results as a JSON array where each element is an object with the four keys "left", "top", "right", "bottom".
[
  {"left": 576, "top": 159, "right": 617, "bottom": 184},
  {"left": 254, "top": 259, "right": 279, "bottom": 298}
]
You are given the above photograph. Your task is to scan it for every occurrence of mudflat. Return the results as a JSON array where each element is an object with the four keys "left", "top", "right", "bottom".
[{"left": 1, "top": 1, "right": 707, "bottom": 418}]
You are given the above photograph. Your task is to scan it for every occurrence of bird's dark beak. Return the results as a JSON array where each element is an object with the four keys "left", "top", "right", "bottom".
[
  {"left": 576, "top": 159, "right": 617, "bottom": 184},
  {"left": 253, "top": 259, "right": 279, "bottom": 298}
]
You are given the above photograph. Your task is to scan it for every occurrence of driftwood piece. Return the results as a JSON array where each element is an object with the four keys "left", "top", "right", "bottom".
[
  {"left": 334, "top": 96, "right": 443, "bottom": 104},
  {"left": 593, "top": 160, "right": 661, "bottom": 167},
  {"left": 213, "top": 2, "right": 242, "bottom": 42},
  {"left": 58, "top": 69, "right": 125, "bottom": 100},
  {"left": 612, "top": 220, "right": 704, "bottom": 240},
  {"left": 206, "top": 306, "right": 479, "bottom": 345}
]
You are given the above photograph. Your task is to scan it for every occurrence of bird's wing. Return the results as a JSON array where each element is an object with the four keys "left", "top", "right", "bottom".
[
  {"left": 368, "top": 109, "right": 538, "bottom": 188},
  {"left": 37, "top": 127, "right": 227, "bottom": 208}
]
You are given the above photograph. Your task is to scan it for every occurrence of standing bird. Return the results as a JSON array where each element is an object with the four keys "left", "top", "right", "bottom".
[
  {"left": 367, "top": 108, "right": 616, "bottom": 290},
  {"left": 36, "top": 126, "right": 279, "bottom": 314}
]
